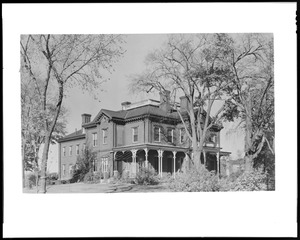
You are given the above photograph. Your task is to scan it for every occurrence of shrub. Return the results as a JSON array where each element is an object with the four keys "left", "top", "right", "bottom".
[
  {"left": 70, "top": 147, "right": 97, "bottom": 183},
  {"left": 227, "top": 168, "right": 268, "bottom": 191},
  {"left": 135, "top": 166, "right": 160, "bottom": 185},
  {"left": 83, "top": 171, "right": 103, "bottom": 184},
  {"left": 83, "top": 171, "right": 94, "bottom": 184},
  {"left": 122, "top": 170, "right": 130, "bottom": 180},
  {"left": 25, "top": 173, "right": 37, "bottom": 189},
  {"left": 168, "top": 165, "right": 220, "bottom": 192},
  {"left": 48, "top": 172, "right": 58, "bottom": 181}
]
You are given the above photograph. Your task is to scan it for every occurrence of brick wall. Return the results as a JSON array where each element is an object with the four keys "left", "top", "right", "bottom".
[{"left": 60, "top": 138, "right": 85, "bottom": 180}]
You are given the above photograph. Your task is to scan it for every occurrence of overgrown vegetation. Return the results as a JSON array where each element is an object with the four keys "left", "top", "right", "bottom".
[
  {"left": 167, "top": 163, "right": 271, "bottom": 192},
  {"left": 168, "top": 165, "right": 220, "bottom": 192},
  {"left": 134, "top": 166, "right": 160, "bottom": 185}
]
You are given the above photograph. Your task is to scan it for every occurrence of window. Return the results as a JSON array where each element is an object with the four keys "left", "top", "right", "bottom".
[
  {"left": 62, "top": 147, "right": 66, "bottom": 156},
  {"left": 101, "top": 157, "right": 109, "bottom": 172},
  {"left": 167, "top": 128, "right": 174, "bottom": 143},
  {"left": 93, "top": 160, "right": 99, "bottom": 172},
  {"left": 76, "top": 144, "right": 79, "bottom": 155},
  {"left": 154, "top": 126, "right": 161, "bottom": 142},
  {"left": 62, "top": 164, "right": 66, "bottom": 176},
  {"left": 132, "top": 127, "right": 138, "bottom": 143},
  {"left": 69, "top": 164, "right": 73, "bottom": 175},
  {"left": 102, "top": 129, "right": 108, "bottom": 144},
  {"left": 180, "top": 128, "right": 185, "bottom": 144},
  {"left": 92, "top": 133, "right": 98, "bottom": 147},
  {"left": 82, "top": 143, "right": 86, "bottom": 152},
  {"left": 69, "top": 146, "right": 72, "bottom": 156}
]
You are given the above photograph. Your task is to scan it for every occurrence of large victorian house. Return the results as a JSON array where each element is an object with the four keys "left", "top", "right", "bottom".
[{"left": 58, "top": 91, "right": 230, "bottom": 180}]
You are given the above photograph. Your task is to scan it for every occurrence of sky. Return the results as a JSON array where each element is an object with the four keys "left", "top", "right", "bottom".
[{"left": 45, "top": 34, "right": 245, "bottom": 172}]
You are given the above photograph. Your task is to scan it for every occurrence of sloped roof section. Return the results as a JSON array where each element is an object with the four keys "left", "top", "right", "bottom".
[
  {"left": 58, "top": 129, "right": 85, "bottom": 143},
  {"left": 82, "top": 102, "right": 222, "bottom": 131}
]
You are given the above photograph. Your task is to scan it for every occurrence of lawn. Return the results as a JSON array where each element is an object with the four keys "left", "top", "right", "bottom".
[{"left": 23, "top": 182, "right": 171, "bottom": 194}]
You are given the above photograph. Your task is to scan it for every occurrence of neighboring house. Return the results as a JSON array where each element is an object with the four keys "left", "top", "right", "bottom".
[{"left": 58, "top": 91, "right": 230, "bottom": 180}]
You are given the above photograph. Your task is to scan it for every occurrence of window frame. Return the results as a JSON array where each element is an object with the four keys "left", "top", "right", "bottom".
[
  {"left": 92, "top": 132, "right": 98, "bottom": 147},
  {"left": 62, "top": 164, "right": 66, "bottom": 176},
  {"left": 132, "top": 127, "right": 138, "bottom": 143},
  {"left": 167, "top": 128, "right": 174, "bottom": 143},
  {"left": 102, "top": 129, "right": 108, "bottom": 144},
  {"left": 180, "top": 128, "right": 185, "bottom": 144},
  {"left": 153, "top": 126, "right": 161, "bottom": 142},
  {"left": 101, "top": 157, "right": 108, "bottom": 172},
  {"left": 76, "top": 144, "right": 80, "bottom": 155},
  {"left": 69, "top": 146, "right": 72, "bottom": 156},
  {"left": 69, "top": 164, "right": 73, "bottom": 175}
]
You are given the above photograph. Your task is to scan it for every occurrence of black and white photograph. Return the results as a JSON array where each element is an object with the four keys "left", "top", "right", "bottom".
[
  {"left": 20, "top": 33, "right": 275, "bottom": 194},
  {"left": 3, "top": 3, "right": 297, "bottom": 238}
]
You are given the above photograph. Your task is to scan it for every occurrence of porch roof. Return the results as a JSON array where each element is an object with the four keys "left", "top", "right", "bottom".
[
  {"left": 113, "top": 143, "right": 231, "bottom": 156},
  {"left": 113, "top": 143, "right": 189, "bottom": 153}
]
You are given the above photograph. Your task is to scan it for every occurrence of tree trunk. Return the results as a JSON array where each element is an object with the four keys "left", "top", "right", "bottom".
[
  {"left": 40, "top": 135, "right": 51, "bottom": 193},
  {"left": 193, "top": 148, "right": 201, "bottom": 170},
  {"left": 244, "top": 95, "right": 254, "bottom": 173},
  {"left": 22, "top": 139, "right": 26, "bottom": 188},
  {"left": 40, "top": 81, "right": 64, "bottom": 193}
]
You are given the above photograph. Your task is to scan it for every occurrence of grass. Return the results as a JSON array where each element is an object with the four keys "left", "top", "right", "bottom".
[{"left": 23, "top": 181, "right": 171, "bottom": 194}]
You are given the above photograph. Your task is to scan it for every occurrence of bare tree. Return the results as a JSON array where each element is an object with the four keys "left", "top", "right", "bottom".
[
  {"left": 224, "top": 33, "right": 274, "bottom": 172},
  {"left": 130, "top": 34, "right": 233, "bottom": 168},
  {"left": 20, "top": 34, "right": 125, "bottom": 193}
]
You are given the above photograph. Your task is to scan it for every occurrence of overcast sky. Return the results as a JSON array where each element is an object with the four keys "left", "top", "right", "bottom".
[{"left": 63, "top": 34, "right": 169, "bottom": 134}]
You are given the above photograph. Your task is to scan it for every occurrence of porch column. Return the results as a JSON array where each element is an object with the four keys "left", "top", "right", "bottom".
[
  {"left": 144, "top": 148, "right": 148, "bottom": 168},
  {"left": 184, "top": 152, "right": 187, "bottom": 172},
  {"left": 173, "top": 151, "right": 177, "bottom": 178},
  {"left": 113, "top": 152, "right": 118, "bottom": 177},
  {"left": 158, "top": 150, "right": 163, "bottom": 177},
  {"left": 203, "top": 150, "right": 207, "bottom": 167},
  {"left": 131, "top": 149, "right": 137, "bottom": 177},
  {"left": 216, "top": 151, "right": 220, "bottom": 178}
]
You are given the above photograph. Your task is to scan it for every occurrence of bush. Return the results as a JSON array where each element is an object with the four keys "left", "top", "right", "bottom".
[
  {"left": 25, "top": 173, "right": 37, "bottom": 189},
  {"left": 168, "top": 165, "right": 220, "bottom": 192},
  {"left": 83, "top": 171, "right": 102, "bottom": 184},
  {"left": 48, "top": 172, "right": 58, "bottom": 181},
  {"left": 70, "top": 147, "right": 97, "bottom": 183},
  {"left": 134, "top": 166, "right": 160, "bottom": 185},
  {"left": 226, "top": 168, "right": 268, "bottom": 191},
  {"left": 83, "top": 171, "right": 94, "bottom": 183}
]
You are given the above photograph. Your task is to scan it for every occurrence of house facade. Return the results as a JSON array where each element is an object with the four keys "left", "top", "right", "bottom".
[{"left": 58, "top": 91, "right": 230, "bottom": 180}]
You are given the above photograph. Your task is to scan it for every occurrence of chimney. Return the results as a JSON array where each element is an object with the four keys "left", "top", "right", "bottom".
[
  {"left": 180, "top": 96, "right": 189, "bottom": 112},
  {"left": 81, "top": 113, "right": 91, "bottom": 125},
  {"left": 159, "top": 90, "right": 171, "bottom": 113},
  {"left": 121, "top": 101, "right": 131, "bottom": 110}
]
